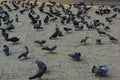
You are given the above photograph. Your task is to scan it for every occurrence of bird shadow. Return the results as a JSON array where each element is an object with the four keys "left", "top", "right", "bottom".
[
  {"left": 44, "top": 23, "right": 49, "bottom": 25},
  {"left": 95, "top": 43, "right": 104, "bottom": 45},
  {"left": 74, "top": 43, "right": 90, "bottom": 47},
  {"left": 46, "top": 52, "right": 57, "bottom": 54},
  {"left": 105, "top": 30, "right": 112, "bottom": 32},
  {"left": 7, "top": 52, "right": 12, "bottom": 56},
  {"left": 9, "top": 42, "right": 21, "bottom": 45},
  {"left": 69, "top": 58, "right": 83, "bottom": 62},
  {"left": 45, "top": 70, "right": 50, "bottom": 74},
  {"left": 19, "top": 57, "right": 30, "bottom": 61},
  {"left": 103, "top": 41, "right": 119, "bottom": 45},
  {"left": 49, "top": 37, "right": 61, "bottom": 40},
  {"left": 7, "top": 30, "right": 15, "bottom": 32},
  {"left": 95, "top": 74, "right": 111, "bottom": 78},
  {"left": 14, "top": 42, "right": 21, "bottom": 44},
  {"left": 97, "top": 34, "right": 107, "bottom": 37},
  {"left": 74, "top": 29, "right": 85, "bottom": 31},
  {"left": 35, "top": 45, "right": 44, "bottom": 47},
  {"left": 111, "top": 41, "right": 119, "bottom": 44},
  {"left": 42, "top": 79, "right": 55, "bottom": 80},
  {"left": 86, "top": 29, "right": 95, "bottom": 31},
  {"left": 50, "top": 20, "right": 58, "bottom": 22},
  {"left": 5, "top": 53, "right": 11, "bottom": 56},
  {"left": 66, "top": 32, "right": 73, "bottom": 34},
  {"left": 35, "top": 29, "right": 44, "bottom": 31}
]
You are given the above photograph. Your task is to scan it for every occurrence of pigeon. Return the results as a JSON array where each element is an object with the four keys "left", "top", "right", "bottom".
[
  {"left": 49, "top": 31, "right": 58, "bottom": 39},
  {"left": 29, "top": 60, "right": 47, "bottom": 79},
  {"left": 50, "top": 17, "right": 57, "bottom": 21},
  {"left": 49, "top": 25, "right": 63, "bottom": 39},
  {"left": 105, "top": 17, "right": 113, "bottom": 23},
  {"left": 107, "top": 34, "right": 118, "bottom": 42},
  {"left": 80, "top": 37, "right": 89, "bottom": 45},
  {"left": 74, "top": 24, "right": 84, "bottom": 31},
  {"left": 6, "top": 25, "right": 15, "bottom": 31},
  {"left": 68, "top": 52, "right": 81, "bottom": 61},
  {"left": 86, "top": 22, "right": 95, "bottom": 29},
  {"left": 34, "top": 22, "right": 43, "bottom": 30},
  {"left": 34, "top": 19, "right": 43, "bottom": 30},
  {"left": 35, "top": 15, "right": 40, "bottom": 20},
  {"left": 110, "top": 13, "right": 117, "bottom": 18},
  {"left": 42, "top": 45, "right": 57, "bottom": 52},
  {"left": 15, "top": 14, "right": 19, "bottom": 22},
  {"left": 92, "top": 65, "right": 109, "bottom": 76},
  {"left": 96, "top": 29, "right": 106, "bottom": 35},
  {"left": 0, "top": 28, "right": 6, "bottom": 35},
  {"left": 5, "top": 37, "right": 19, "bottom": 43},
  {"left": 73, "top": 20, "right": 80, "bottom": 26},
  {"left": 18, "top": 46, "right": 29, "bottom": 59},
  {"left": 104, "top": 26, "right": 110, "bottom": 30},
  {"left": 63, "top": 27, "right": 72, "bottom": 32},
  {"left": 96, "top": 38, "right": 102, "bottom": 44},
  {"left": 2, "top": 32, "right": 8, "bottom": 39},
  {"left": 44, "top": 15, "right": 49, "bottom": 24},
  {"left": 3, "top": 32, "right": 20, "bottom": 43},
  {"left": 29, "top": 70, "right": 45, "bottom": 80},
  {"left": 34, "top": 24, "right": 43, "bottom": 30},
  {"left": 34, "top": 39, "right": 46, "bottom": 46},
  {"left": 35, "top": 60, "right": 47, "bottom": 72},
  {"left": 2, "top": 45, "right": 10, "bottom": 56},
  {"left": 60, "top": 19, "right": 65, "bottom": 25},
  {"left": 55, "top": 25, "right": 63, "bottom": 37},
  {"left": 102, "top": 24, "right": 110, "bottom": 30}
]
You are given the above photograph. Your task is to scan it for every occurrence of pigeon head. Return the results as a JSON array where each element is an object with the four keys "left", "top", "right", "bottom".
[
  {"left": 34, "top": 59, "right": 39, "bottom": 63},
  {"left": 75, "top": 52, "right": 81, "bottom": 56},
  {"left": 3, "top": 45, "right": 7, "bottom": 47},
  {"left": 3, "top": 33, "right": 9, "bottom": 38},
  {"left": 24, "top": 46, "right": 28, "bottom": 48},
  {"left": 34, "top": 40, "right": 38, "bottom": 43},
  {"left": 85, "top": 36, "right": 89, "bottom": 39},
  {"left": 54, "top": 45, "right": 57, "bottom": 48},
  {"left": 24, "top": 46, "right": 28, "bottom": 50}
]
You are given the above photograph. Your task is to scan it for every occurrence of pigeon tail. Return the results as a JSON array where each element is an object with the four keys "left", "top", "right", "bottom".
[{"left": 29, "top": 71, "right": 45, "bottom": 79}]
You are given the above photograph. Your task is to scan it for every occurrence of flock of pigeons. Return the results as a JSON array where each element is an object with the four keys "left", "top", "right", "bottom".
[{"left": 0, "top": 0, "right": 120, "bottom": 79}]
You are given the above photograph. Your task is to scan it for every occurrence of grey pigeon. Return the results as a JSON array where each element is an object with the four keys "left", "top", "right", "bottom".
[
  {"left": 34, "top": 39, "right": 46, "bottom": 46},
  {"left": 96, "top": 38, "right": 102, "bottom": 44},
  {"left": 63, "top": 27, "right": 72, "bottom": 32},
  {"left": 35, "top": 60, "right": 47, "bottom": 72},
  {"left": 92, "top": 65, "right": 109, "bottom": 76},
  {"left": 3, "top": 33, "right": 20, "bottom": 43},
  {"left": 68, "top": 52, "right": 81, "bottom": 61},
  {"left": 96, "top": 29, "right": 106, "bottom": 36},
  {"left": 2, "top": 45, "right": 10, "bottom": 56},
  {"left": 80, "top": 36, "right": 89, "bottom": 45},
  {"left": 107, "top": 34, "right": 118, "bottom": 42},
  {"left": 18, "top": 46, "right": 29, "bottom": 58},
  {"left": 42, "top": 45, "right": 57, "bottom": 52},
  {"left": 29, "top": 60, "right": 47, "bottom": 79},
  {"left": 29, "top": 70, "right": 45, "bottom": 80},
  {"left": 49, "top": 25, "right": 63, "bottom": 39}
]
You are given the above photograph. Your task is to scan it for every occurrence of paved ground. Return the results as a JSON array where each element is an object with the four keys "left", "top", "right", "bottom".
[
  {"left": 0, "top": 1, "right": 120, "bottom": 80},
  {"left": 36, "top": 0, "right": 120, "bottom": 4}
]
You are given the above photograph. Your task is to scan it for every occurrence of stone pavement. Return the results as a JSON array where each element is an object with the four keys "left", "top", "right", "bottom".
[{"left": 0, "top": 1, "right": 120, "bottom": 80}]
